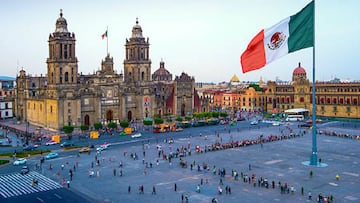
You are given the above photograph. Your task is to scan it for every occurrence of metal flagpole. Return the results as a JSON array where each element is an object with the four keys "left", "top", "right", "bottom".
[
  {"left": 106, "top": 26, "right": 109, "bottom": 55},
  {"left": 310, "top": 0, "right": 318, "bottom": 166}
]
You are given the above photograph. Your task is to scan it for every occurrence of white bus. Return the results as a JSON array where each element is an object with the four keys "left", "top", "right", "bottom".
[{"left": 286, "top": 115, "right": 304, "bottom": 122}]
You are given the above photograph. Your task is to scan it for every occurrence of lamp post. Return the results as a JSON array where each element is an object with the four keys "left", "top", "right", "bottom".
[{"left": 25, "top": 120, "right": 29, "bottom": 145}]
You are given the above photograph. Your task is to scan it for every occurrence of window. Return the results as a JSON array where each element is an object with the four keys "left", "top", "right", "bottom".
[
  {"left": 299, "top": 97, "right": 304, "bottom": 102},
  {"left": 50, "top": 106, "right": 53, "bottom": 113},
  {"left": 321, "top": 106, "right": 324, "bottom": 111},
  {"left": 333, "top": 106, "right": 337, "bottom": 112},
  {"left": 346, "top": 107, "right": 351, "bottom": 113},
  {"left": 65, "top": 72, "right": 69, "bottom": 82}
]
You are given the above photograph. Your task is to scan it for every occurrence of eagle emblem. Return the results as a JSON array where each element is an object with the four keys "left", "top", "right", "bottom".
[{"left": 267, "top": 32, "right": 287, "bottom": 50}]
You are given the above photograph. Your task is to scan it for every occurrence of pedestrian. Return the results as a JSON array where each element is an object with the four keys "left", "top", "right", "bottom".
[
  {"left": 119, "top": 169, "right": 123, "bottom": 176},
  {"left": 128, "top": 185, "right": 131, "bottom": 194},
  {"left": 61, "top": 164, "right": 64, "bottom": 170},
  {"left": 152, "top": 185, "right": 156, "bottom": 195},
  {"left": 248, "top": 164, "right": 251, "bottom": 171},
  {"left": 174, "top": 183, "right": 177, "bottom": 192},
  {"left": 301, "top": 187, "right": 304, "bottom": 195},
  {"left": 308, "top": 191, "right": 312, "bottom": 200},
  {"left": 67, "top": 180, "right": 70, "bottom": 188},
  {"left": 113, "top": 168, "right": 116, "bottom": 176},
  {"left": 91, "top": 162, "right": 94, "bottom": 168}
]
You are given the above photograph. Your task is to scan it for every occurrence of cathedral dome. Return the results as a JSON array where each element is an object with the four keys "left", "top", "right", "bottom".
[
  {"left": 153, "top": 61, "right": 172, "bottom": 81},
  {"left": 132, "top": 18, "right": 143, "bottom": 38},
  {"left": 55, "top": 9, "right": 68, "bottom": 33},
  {"left": 293, "top": 63, "right": 306, "bottom": 75}
]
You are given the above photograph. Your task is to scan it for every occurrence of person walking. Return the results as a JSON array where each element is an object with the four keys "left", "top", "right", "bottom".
[
  {"left": 152, "top": 185, "right": 156, "bottom": 195},
  {"left": 113, "top": 168, "right": 116, "bottom": 176},
  {"left": 128, "top": 185, "right": 131, "bottom": 194},
  {"left": 174, "top": 183, "right": 177, "bottom": 192}
]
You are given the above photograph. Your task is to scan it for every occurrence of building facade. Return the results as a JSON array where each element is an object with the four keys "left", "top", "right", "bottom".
[
  {"left": 265, "top": 63, "right": 360, "bottom": 119},
  {"left": 0, "top": 76, "right": 16, "bottom": 119},
  {"left": 15, "top": 11, "right": 203, "bottom": 130}
]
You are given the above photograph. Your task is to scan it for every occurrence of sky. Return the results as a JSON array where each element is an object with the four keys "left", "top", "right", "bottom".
[{"left": 1, "top": 0, "right": 360, "bottom": 83}]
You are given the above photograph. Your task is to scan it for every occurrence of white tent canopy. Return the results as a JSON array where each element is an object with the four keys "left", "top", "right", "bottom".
[{"left": 284, "top": 108, "right": 309, "bottom": 114}]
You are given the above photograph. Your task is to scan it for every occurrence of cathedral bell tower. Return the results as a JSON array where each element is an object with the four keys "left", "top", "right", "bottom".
[
  {"left": 46, "top": 9, "right": 78, "bottom": 86},
  {"left": 123, "top": 18, "right": 151, "bottom": 83}
]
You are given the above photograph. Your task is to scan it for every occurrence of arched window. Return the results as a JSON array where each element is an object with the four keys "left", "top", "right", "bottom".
[
  {"left": 333, "top": 98, "right": 337, "bottom": 104},
  {"left": 141, "top": 72, "right": 145, "bottom": 81},
  {"left": 65, "top": 72, "right": 69, "bottom": 82},
  {"left": 339, "top": 98, "right": 344, "bottom": 104},
  {"left": 326, "top": 98, "right": 331, "bottom": 104},
  {"left": 299, "top": 97, "right": 304, "bottom": 102}
]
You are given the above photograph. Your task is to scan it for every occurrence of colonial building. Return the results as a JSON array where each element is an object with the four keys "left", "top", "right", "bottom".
[
  {"left": 0, "top": 76, "right": 16, "bottom": 119},
  {"left": 265, "top": 63, "right": 360, "bottom": 119},
  {"left": 15, "top": 10, "right": 203, "bottom": 130}
]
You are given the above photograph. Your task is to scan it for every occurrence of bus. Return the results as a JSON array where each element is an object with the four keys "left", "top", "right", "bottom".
[{"left": 286, "top": 115, "right": 304, "bottom": 121}]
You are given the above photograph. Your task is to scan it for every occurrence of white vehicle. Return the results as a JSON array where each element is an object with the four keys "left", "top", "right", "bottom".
[
  {"left": 285, "top": 115, "right": 304, "bottom": 122},
  {"left": 96, "top": 145, "right": 108, "bottom": 151},
  {"left": 131, "top": 133, "right": 142, "bottom": 138},
  {"left": 13, "top": 158, "right": 27, "bottom": 165},
  {"left": 272, "top": 122, "right": 281, "bottom": 126},
  {"left": 250, "top": 121, "right": 258, "bottom": 125}
]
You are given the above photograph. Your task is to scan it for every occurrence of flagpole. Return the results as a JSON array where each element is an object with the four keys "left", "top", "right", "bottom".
[
  {"left": 310, "top": 0, "right": 318, "bottom": 166},
  {"left": 106, "top": 26, "right": 109, "bottom": 55}
]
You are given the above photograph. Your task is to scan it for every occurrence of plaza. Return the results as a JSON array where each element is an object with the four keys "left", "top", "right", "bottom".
[{"left": 1, "top": 120, "right": 358, "bottom": 202}]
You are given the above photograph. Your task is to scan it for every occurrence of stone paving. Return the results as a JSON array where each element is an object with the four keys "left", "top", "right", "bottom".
[{"left": 33, "top": 121, "right": 360, "bottom": 203}]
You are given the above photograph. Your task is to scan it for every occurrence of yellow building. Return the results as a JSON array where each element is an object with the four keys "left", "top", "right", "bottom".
[{"left": 265, "top": 63, "right": 360, "bottom": 119}]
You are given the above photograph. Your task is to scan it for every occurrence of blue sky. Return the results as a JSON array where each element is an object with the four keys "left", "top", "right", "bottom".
[{"left": 1, "top": 0, "right": 359, "bottom": 83}]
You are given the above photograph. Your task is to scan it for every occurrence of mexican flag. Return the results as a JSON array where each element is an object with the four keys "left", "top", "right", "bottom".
[
  {"left": 101, "top": 30, "right": 108, "bottom": 39},
  {"left": 241, "top": 1, "right": 314, "bottom": 73}
]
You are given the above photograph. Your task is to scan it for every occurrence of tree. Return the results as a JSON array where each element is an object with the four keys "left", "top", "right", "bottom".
[
  {"left": 107, "top": 122, "right": 117, "bottom": 130},
  {"left": 80, "top": 125, "right": 89, "bottom": 131},
  {"left": 93, "top": 122, "right": 103, "bottom": 130},
  {"left": 220, "top": 112, "right": 228, "bottom": 118},
  {"left": 120, "top": 120, "right": 129, "bottom": 128},
  {"left": 143, "top": 119, "right": 153, "bottom": 126},
  {"left": 176, "top": 117, "right": 183, "bottom": 122},
  {"left": 154, "top": 118, "right": 164, "bottom": 125},
  {"left": 62, "top": 125, "right": 74, "bottom": 140}
]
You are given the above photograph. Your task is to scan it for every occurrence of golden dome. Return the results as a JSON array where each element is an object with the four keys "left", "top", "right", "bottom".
[{"left": 230, "top": 74, "right": 240, "bottom": 83}]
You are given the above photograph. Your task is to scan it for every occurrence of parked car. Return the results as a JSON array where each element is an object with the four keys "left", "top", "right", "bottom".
[
  {"left": 96, "top": 145, "right": 108, "bottom": 151},
  {"left": 60, "top": 141, "right": 74, "bottom": 147},
  {"left": 250, "top": 121, "right": 258, "bottom": 125},
  {"left": 45, "top": 140, "right": 58, "bottom": 146},
  {"left": 13, "top": 158, "right": 27, "bottom": 165},
  {"left": 23, "top": 145, "right": 35, "bottom": 151},
  {"left": 100, "top": 142, "right": 111, "bottom": 148},
  {"left": 45, "top": 152, "right": 58, "bottom": 159},
  {"left": 131, "top": 133, "right": 142, "bottom": 138},
  {"left": 79, "top": 147, "right": 91, "bottom": 153},
  {"left": 20, "top": 166, "right": 29, "bottom": 175}
]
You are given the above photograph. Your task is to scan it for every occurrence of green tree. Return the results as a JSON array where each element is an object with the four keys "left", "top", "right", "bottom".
[
  {"left": 220, "top": 112, "right": 228, "bottom": 118},
  {"left": 107, "top": 122, "right": 117, "bottom": 129},
  {"left": 166, "top": 118, "right": 172, "bottom": 123},
  {"left": 62, "top": 125, "right": 74, "bottom": 140},
  {"left": 176, "top": 117, "right": 183, "bottom": 122},
  {"left": 211, "top": 112, "right": 220, "bottom": 118},
  {"left": 80, "top": 125, "right": 89, "bottom": 131},
  {"left": 120, "top": 120, "right": 129, "bottom": 128},
  {"left": 154, "top": 118, "right": 164, "bottom": 124},
  {"left": 93, "top": 122, "right": 103, "bottom": 130},
  {"left": 143, "top": 119, "right": 153, "bottom": 126}
]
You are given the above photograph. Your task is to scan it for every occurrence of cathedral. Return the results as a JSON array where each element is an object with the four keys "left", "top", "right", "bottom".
[{"left": 15, "top": 10, "right": 206, "bottom": 130}]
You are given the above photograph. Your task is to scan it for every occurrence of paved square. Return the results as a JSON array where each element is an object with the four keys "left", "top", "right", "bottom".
[{"left": 39, "top": 122, "right": 360, "bottom": 202}]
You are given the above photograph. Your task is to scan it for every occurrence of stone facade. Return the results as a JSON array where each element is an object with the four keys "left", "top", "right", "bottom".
[
  {"left": 265, "top": 63, "right": 360, "bottom": 119},
  {"left": 15, "top": 11, "right": 203, "bottom": 130}
]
